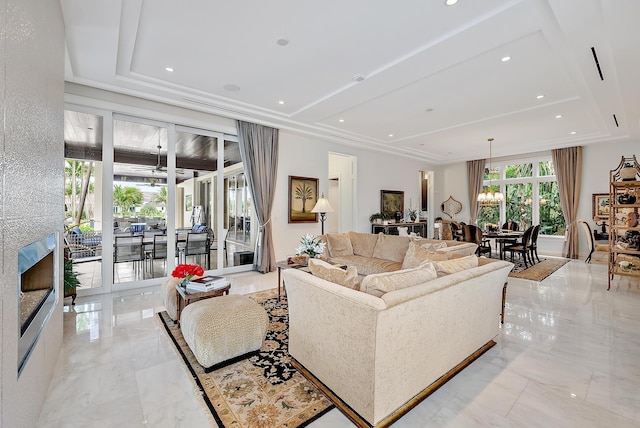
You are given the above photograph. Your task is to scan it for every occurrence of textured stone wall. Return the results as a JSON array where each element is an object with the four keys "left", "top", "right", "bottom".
[{"left": 0, "top": 1, "right": 65, "bottom": 426}]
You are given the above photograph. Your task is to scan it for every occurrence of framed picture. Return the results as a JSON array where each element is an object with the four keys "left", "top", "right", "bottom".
[
  {"left": 288, "top": 176, "right": 318, "bottom": 223},
  {"left": 185, "top": 194, "right": 193, "bottom": 212},
  {"left": 592, "top": 193, "right": 610, "bottom": 220},
  {"left": 381, "top": 190, "right": 404, "bottom": 215}
]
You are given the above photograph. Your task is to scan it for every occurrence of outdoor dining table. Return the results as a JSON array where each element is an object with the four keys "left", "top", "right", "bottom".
[{"left": 484, "top": 230, "right": 524, "bottom": 259}]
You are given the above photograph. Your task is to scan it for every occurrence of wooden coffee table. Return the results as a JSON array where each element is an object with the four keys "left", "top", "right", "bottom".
[{"left": 175, "top": 283, "right": 231, "bottom": 326}]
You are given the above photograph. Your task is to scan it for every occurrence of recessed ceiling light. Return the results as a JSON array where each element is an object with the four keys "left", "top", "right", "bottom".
[
  {"left": 165, "top": 67, "right": 174, "bottom": 72},
  {"left": 536, "top": 95, "right": 544, "bottom": 99},
  {"left": 276, "top": 38, "right": 289, "bottom": 46},
  {"left": 570, "top": 131, "right": 577, "bottom": 135},
  {"left": 501, "top": 56, "right": 511, "bottom": 62},
  {"left": 339, "top": 119, "right": 344, "bottom": 123},
  {"left": 445, "top": 0, "right": 458, "bottom": 5},
  {"left": 425, "top": 108, "right": 434, "bottom": 112},
  {"left": 223, "top": 84, "right": 240, "bottom": 92},
  {"left": 555, "top": 115, "right": 562, "bottom": 119},
  {"left": 278, "top": 100, "right": 285, "bottom": 105},
  {"left": 388, "top": 133, "right": 394, "bottom": 137}
]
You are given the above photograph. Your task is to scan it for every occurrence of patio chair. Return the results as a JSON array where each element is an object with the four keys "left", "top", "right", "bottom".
[
  {"left": 114, "top": 235, "right": 144, "bottom": 278},
  {"left": 185, "top": 232, "right": 210, "bottom": 269}
]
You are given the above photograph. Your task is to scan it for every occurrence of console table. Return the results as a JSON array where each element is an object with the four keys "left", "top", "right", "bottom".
[{"left": 371, "top": 222, "right": 426, "bottom": 237}]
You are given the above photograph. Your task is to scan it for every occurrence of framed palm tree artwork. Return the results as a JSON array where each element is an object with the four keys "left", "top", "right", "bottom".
[{"left": 288, "top": 176, "right": 318, "bottom": 223}]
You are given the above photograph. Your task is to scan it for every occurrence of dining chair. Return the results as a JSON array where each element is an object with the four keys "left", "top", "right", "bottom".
[
  {"left": 185, "top": 232, "right": 210, "bottom": 269},
  {"left": 462, "top": 225, "right": 492, "bottom": 257},
  {"left": 503, "top": 225, "right": 535, "bottom": 268},
  {"left": 149, "top": 234, "right": 168, "bottom": 276},
  {"left": 114, "top": 235, "right": 144, "bottom": 278},
  {"left": 528, "top": 224, "right": 541, "bottom": 264},
  {"left": 578, "top": 219, "right": 609, "bottom": 263},
  {"left": 210, "top": 228, "right": 229, "bottom": 261}
]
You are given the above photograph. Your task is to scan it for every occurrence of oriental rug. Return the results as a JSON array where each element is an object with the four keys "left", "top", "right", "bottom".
[{"left": 157, "top": 289, "right": 334, "bottom": 428}]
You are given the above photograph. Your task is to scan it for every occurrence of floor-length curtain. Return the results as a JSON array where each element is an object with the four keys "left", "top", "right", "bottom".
[
  {"left": 551, "top": 146, "right": 582, "bottom": 259},
  {"left": 237, "top": 121, "right": 279, "bottom": 273},
  {"left": 467, "top": 159, "right": 485, "bottom": 225}
]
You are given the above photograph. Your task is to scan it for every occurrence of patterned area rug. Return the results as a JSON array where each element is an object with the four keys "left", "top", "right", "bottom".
[
  {"left": 488, "top": 253, "right": 570, "bottom": 281},
  {"left": 157, "top": 289, "right": 334, "bottom": 427}
]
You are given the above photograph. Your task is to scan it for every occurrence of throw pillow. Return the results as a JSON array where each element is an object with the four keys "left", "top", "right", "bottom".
[
  {"left": 308, "top": 258, "right": 359, "bottom": 290},
  {"left": 361, "top": 264, "right": 438, "bottom": 297},
  {"left": 325, "top": 233, "right": 354, "bottom": 257},
  {"left": 423, "top": 241, "right": 448, "bottom": 251},
  {"left": 432, "top": 255, "right": 479, "bottom": 275},
  {"left": 401, "top": 241, "right": 450, "bottom": 269},
  {"left": 348, "top": 231, "right": 379, "bottom": 258},
  {"left": 372, "top": 234, "right": 410, "bottom": 262}
]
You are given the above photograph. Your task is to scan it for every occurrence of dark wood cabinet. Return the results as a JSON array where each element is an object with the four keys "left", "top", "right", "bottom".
[{"left": 371, "top": 222, "right": 426, "bottom": 237}]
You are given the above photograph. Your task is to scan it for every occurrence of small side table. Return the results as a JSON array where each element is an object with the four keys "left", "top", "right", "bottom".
[
  {"left": 175, "top": 283, "right": 231, "bottom": 326},
  {"left": 275, "top": 260, "right": 347, "bottom": 300}
]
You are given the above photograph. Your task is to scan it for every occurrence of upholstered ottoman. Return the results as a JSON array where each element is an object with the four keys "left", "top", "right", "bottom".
[
  {"left": 160, "top": 277, "right": 180, "bottom": 320},
  {"left": 180, "top": 295, "right": 269, "bottom": 371}
]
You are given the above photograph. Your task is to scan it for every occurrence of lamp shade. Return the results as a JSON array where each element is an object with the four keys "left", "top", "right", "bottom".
[{"left": 311, "top": 194, "right": 334, "bottom": 213}]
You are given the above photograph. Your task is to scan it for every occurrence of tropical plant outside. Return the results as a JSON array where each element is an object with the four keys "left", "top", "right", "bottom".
[{"left": 113, "top": 185, "right": 144, "bottom": 216}]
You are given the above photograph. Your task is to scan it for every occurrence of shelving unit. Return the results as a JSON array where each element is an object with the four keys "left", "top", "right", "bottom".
[{"left": 608, "top": 156, "right": 640, "bottom": 290}]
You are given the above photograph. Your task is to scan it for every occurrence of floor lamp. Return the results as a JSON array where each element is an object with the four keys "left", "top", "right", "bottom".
[{"left": 311, "top": 193, "right": 334, "bottom": 235}]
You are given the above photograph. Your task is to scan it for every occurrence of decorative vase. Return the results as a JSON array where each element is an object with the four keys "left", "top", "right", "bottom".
[
  {"left": 627, "top": 212, "right": 639, "bottom": 228},
  {"left": 620, "top": 164, "right": 637, "bottom": 181},
  {"left": 618, "top": 193, "right": 637, "bottom": 205}
]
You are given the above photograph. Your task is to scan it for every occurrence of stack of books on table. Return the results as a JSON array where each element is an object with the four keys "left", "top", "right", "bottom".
[{"left": 186, "top": 275, "right": 229, "bottom": 292}]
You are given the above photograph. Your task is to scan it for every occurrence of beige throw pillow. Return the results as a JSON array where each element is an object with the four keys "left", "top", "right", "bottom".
[
  {"left": 308, "top": 258, "right": 359, "bottom": 290},
  {"left": 361, "top": 264, "right": 437, "bottom": 297},
  {"left": 325, "top": 233, "right": 354, "bottom": 257},
  {"left": 401, "top": 242, "right": 450, "bottom": 269},
  {"left": 348, "top": 231, "right": 379, "bottom": 258},
  {"left": 432, "top": 255, "right": 479, "bottom": 275},
  {"left": 422, "top": 241, "right": 448, "bottom": 251},
  {"left": 372, "top": 234, "right": 410, "bottom": 262}
]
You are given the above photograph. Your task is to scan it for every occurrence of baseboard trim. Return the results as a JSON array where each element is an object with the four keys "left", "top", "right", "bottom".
[{"left": 291, "top": 340, "right": 497, "bottom": 428}]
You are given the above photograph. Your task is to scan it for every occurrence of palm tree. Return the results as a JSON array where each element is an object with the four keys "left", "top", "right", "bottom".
[
  {"left": 151, "top": 187, "right": 167, "bottom": 206},
  {"left": 295, "top": 183, "right": 314, "bottom": 213},
  {"left": 113, "top": 185, "right": 143, "bottom": 216}
]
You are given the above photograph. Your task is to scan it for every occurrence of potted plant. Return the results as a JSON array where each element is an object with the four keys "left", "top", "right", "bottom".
[
  {"left": 64, "top": 260, "right": 79, "bottom": 305},
  {"left": 369, "top": 213, "right": 384, "bottom": 224}
]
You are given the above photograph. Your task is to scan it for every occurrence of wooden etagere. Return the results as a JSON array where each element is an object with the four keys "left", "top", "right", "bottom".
[{"left": 608, "top": 155, "right": 640, "bottom": 290}]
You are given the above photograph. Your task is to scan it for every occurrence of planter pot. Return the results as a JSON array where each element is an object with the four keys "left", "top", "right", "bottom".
[{"left": 620, "top": 164, "right": 637, "bottom": 181}]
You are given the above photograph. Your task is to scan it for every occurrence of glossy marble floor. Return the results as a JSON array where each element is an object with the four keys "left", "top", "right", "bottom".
[{"left": 37, "top": 260, "right": 640, "bottom": 427}]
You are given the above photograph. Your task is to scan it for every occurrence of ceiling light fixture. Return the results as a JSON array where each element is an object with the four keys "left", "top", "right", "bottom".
[
  {"left": 388, "top": 133, "right": 394, "bottom": 137},
  {"left": 164, "top": 67, "right": 174, "bottom": 72},
  {"left": 570, "top": 131, "right": 577, "bottom": 135},
  {"left": 536, "top": 95, "right": 544, "bottom": 99},
  {"left": 478, "top": 138, "right": 504, "bottom": 205},
  {"left": 501, "top": 56, "right": 511, "bottom": 62},
  {"left": 445, "top": 0, "right": 458, "bottom": 5},
  {"left": 276, "top": 38, "right": 289, "bottom": 46},
  {"left": 339, "top": 119, "right": 344, "bottom": 123},
  {"left": 555, "top": 115, "right": 562, "bottom": 119},
  {"left": 278, "top": 100, "right": 285, "bottom": 105}
]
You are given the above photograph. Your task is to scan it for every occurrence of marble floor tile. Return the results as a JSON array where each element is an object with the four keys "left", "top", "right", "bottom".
[{"left": 38, "top": 260, "right": 640, "bottom": 427}]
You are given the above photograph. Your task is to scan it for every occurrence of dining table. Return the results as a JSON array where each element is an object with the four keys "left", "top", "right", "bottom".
[{"left": 484, "top": 230, "right": 524, "bottom": 259}]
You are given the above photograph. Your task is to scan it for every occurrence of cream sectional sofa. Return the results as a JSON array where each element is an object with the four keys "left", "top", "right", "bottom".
[
  {"left": 284, "top": 257, "right": 513, "bottom": 427},
  {"left": 320, "top": 231, "right": 478, "bottom": 276}
]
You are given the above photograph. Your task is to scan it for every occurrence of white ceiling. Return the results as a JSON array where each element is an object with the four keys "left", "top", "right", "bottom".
[{"left": 61, "top": 0, "right": 640, "bottom": 164}]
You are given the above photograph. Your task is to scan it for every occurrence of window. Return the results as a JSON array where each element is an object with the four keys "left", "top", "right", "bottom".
[{"left": 477, "top": 157, "right": 565, "bottom": 236}]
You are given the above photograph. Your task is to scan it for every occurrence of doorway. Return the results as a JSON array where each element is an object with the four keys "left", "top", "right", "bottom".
[{"left": 328, "top": 152, "right": 357, "bottom": 233}]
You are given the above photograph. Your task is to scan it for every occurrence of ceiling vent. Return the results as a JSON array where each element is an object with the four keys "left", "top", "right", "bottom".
[{"left": 590, "top": 47, "right": 604, "bottom": 81}]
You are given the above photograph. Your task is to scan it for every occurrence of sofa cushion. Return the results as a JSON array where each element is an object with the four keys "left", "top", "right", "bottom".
[
  {"left": 348, "top": 231, "right": 379, "bottom": 258},
  {"left": 433, "top": 255, "right": 479, "bottom": 276},
  {"left": 326, "top": 233, "right": 354, "bottom": 257},
  {"left": 360, "top": 264, "right": 438, "bottom": 297},
  {"left": 308, "top": 258, "right": 359, "bottom": 290},
  {"left": 328, "top": 255, "right": 402, "bottom": 276},
  {"left": 372, "top": 234, "right": 410, "bottom": 263},
  {"left": 401, "top": 242, "right": 450, "bottom": 269}
]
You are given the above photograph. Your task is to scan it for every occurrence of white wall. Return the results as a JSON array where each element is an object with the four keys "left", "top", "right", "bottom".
[
  {"left": 1, "top": 1, "right": 65, "bottom": 426},
  {"left": 437, "top": 141, "right": 640, "bottom": 259},
  {"left": 273, "top": 132, "right": 432, "bottom": 261}
]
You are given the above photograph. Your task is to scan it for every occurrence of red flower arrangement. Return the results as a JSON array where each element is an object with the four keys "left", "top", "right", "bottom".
[{"left": 171, "top": 263, "right": 204, "bottom": 284}]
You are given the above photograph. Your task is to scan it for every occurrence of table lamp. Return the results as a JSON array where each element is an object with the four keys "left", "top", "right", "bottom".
[{"left": 311, "top": 193, "right": 334, "bottom": 235}]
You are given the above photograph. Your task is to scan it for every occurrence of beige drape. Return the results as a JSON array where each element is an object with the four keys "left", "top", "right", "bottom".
[
  {"left": 467, "top": 159, "right": 485, "bottom": 225},
  {"left": 551, "top": 146, "right": 582, "bottom": 259},
  {"left": 236, "top": 121, "right": 279, "bottom": 273}
]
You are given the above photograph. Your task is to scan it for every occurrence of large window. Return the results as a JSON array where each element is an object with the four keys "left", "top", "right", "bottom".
[{"left": 477, "top": 158, "right": 565, "bottom": 236}]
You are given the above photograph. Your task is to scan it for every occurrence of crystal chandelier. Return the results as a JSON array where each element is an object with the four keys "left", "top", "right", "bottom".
[{"left": 478, "top": 138, "right": 504, "bottom": 205}]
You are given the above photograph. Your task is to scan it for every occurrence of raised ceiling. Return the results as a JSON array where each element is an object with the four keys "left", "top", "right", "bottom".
[{"left": 61, "top": 0, "right": 640, "bottom": 164}]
